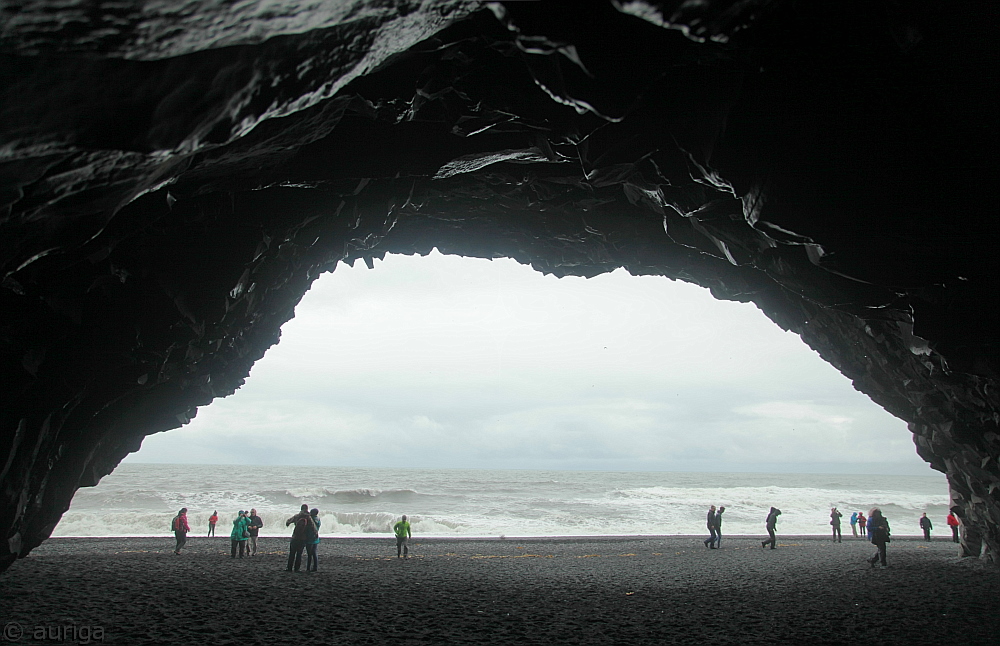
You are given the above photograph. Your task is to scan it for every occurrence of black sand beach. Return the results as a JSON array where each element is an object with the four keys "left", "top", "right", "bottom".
[{"left": 2, "top": 536, "right": 996, "bottom": 645}]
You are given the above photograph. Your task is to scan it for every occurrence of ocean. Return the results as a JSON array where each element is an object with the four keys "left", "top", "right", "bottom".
[{"left": 54, "top": 464, "right": 950, "bottom": 539}]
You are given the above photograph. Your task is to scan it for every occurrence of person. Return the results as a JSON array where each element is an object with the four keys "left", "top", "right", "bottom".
[
  {"left": 867, "top": 508, "right": 891, "bottom": 567},
  {"left": 761, "top": 507, "right": 781, "bottom": 549},
  {"left": 208, "top": 510, "right": 218, "bottom": 537},
  {"left": 172, "top": 508, "right": 190, "bottom": 555},
  {"left": 830, "top": 507, "right": 843, "bottom": 543},
  {"left": 247, "top": 509, "right": 264, "bottom": 556},
  {"left": 285, "top": 504, "right": 314, "bottom": 572},
  {"left": 305, "top": 508, "right": 321, "bottom": 572},
  {"left": 393, "top": 514, "right": 412, "bottom": 559},
  {"left": 703, "top": 505, "right": 718, "bottom": 549},
  {"left": 858, "top": 511, "right": 867, "bottom": 537},
  {"left": 947, "top": 511, "right": 961, "bottom": 543},
  {"left": 850, "top": 511, "right": 859, "bottom": 538},
  {"left": 714, "top": 506, "right": 726, "bottom": 548},
  {"left": 920, "top": 512, "right": 933, "bottom": 541},
  {"left": 231, "top": 510, "right": 250, "bottom": 558}
]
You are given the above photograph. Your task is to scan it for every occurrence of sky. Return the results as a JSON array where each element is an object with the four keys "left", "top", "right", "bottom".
[{"left": 127, "top": 250, "right": 933, "bottom": 475}]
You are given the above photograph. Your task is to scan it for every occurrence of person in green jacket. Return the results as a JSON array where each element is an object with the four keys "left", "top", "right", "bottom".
[
  {"left": 393, "top": 515, "right": 411, "bottom": 559},
  {"left": 231, "top": 510, "right": 250, "bottom": 559}
]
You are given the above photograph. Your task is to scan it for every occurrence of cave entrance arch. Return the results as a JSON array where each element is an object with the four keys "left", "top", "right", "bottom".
[
  {"left": 130, "top": 250, "right": 922, "bottom": 476},
  {"left": 66, "top": 249, "right": 943, "bottom": 540},
  {"left": 2, "top": 0, "right": 996, "bottom": 571}
]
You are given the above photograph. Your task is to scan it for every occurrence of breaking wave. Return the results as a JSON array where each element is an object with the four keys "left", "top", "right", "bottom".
[{"left": 52, "top": 464, "right": 949, "bottom": 538}]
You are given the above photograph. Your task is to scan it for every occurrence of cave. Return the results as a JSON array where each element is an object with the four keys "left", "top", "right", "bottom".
[{"left": 1, "top": 0, "right": 997, "bottom": 573}]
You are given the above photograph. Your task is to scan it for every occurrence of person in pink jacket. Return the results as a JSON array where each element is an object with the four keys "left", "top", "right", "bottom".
[{"left": 172, "top": 508, "right": 190, "bottom": 554}]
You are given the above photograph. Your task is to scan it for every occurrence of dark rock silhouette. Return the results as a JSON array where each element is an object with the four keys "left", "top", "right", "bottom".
[{"left": 1, "top": 1, "right": 997, "bottom": 571}]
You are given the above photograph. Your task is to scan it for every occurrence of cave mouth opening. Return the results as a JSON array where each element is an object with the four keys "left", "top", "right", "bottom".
[
  {"left": 52, "top": 250, "right": 948, "bottom": 540},
  {"left": 128, "top": 249, "right": 925, "bottom": 475}
]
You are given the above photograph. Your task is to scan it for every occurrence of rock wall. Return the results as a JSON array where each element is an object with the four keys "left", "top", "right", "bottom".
[{"left": 2, "top": 1, "right": 997, "bottom": 571}]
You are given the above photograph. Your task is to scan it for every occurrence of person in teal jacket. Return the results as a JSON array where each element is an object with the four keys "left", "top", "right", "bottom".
[
  {"left": 231, "top": 510, "right": 250, "bottom": 559},
  {"left": 305, "top": 508, "right": 321, "bottom": 572}
]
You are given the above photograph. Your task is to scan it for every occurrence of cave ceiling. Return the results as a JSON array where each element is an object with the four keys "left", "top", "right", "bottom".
[{"left": 1, "top": 1, "right": 998, "bottom": 570}]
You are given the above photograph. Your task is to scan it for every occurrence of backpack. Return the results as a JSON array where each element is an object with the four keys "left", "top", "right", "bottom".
[
  {"left": 170, "top": 515, "right": 179, "bottom": 532},
  {"left": 298, "top": 515, "right": 318, "bottom": 541}
]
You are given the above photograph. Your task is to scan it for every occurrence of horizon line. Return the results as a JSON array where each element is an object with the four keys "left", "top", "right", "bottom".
[{"left": 116, "top": 462, "right": 943, "bottom": 478}]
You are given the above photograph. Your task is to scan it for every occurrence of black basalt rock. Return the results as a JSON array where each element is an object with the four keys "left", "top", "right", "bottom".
[{"left": 1, "top": 1, "right": 998, "bottom": 571}]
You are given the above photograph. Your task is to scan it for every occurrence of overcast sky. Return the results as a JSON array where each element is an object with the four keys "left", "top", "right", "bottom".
[{"left": 127, "top": 250, "right": 932, "bottom": 475}]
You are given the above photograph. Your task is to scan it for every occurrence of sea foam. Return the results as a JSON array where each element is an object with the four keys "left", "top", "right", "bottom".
[{"left": 53, "top": 464, "right": 950, "bottom": 538}]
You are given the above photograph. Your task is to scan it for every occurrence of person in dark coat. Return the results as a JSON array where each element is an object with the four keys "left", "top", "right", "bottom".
[
  {"left": 703, "top": 505, "right": 718, "bottom": 549},
  {"left": 247, "top": 508, "right": 264, "bottom": 556},
  {"left": 919, "top": 513, "right": 933, "bottom": 541},
  {"left": 761, "top": 507, "right": 781, "bottom": 550},
  {"left": 830, "top": 507, "right": 843, "bottom": 543},
  {"left": 714, "top": 506, "right": 726, "bottom": 548},
  {"left": 285, "top": 504, "right": 313, "bottom": 572},
  {"left": 867, "top": 508, "right": 891, "bottom": 567}
]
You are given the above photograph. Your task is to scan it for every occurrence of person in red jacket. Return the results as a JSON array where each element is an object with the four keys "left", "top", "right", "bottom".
[
  {"left": 208, "top": 510, "right": 218, "bottom": 537},
  {"left": 173, "top": 508, "right": 190, "bottom": 554},
  {"left": 947, "top": 511, "right": 961, "bottom": 543}
]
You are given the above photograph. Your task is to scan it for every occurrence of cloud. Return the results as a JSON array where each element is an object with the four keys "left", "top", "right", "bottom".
[{"left": 735, "top": 401, "right": 853, "bottom": 426}]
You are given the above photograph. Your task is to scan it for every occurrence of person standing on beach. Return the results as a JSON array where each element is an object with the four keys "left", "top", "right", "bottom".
[
  {"left": 394, "top": 515, "right": 412, "bottom": 559},
  {"left": 231, "top": 510, "right": 250, "bottom": 558},
  {"left": 830, "top": 507, "right": 843, "bottom": 543},
  {"left": 172, "top": 508, "right": 190, "bottom": 555},
  {"left": 285, "top": 504, "right": 313, "bottom": 572},
  {"left": 867, "top": 508, "right": 891, "bottom": 567},
  {"left": 761, "top": 507, "right": 781, "bottom": 550},
  {"left": 858, "top": 512, "right": 867, "bottom": 536},
  {"left": 305, "top": 508, "right": 321, "bottom": 572},
  {"left": 947, "top": 511, "right": 960, "bottom": 543},
  {"left": 703, "top": 505, "right": 718, "bottom": 549},
  {"left": 247, "top": 509, "right": 264, "bottom": 556},
  {"left": 919, "top": 513, "right": 933, "bottom": 541},
  {"left": 714, "top": 506, "right": 726, "bottom": 548},
  {"left": 850, "top": 511, "right": 858, "bottom": 538},
  {"left": 208, "top": 510, "right": 218, "bottom": 537}
]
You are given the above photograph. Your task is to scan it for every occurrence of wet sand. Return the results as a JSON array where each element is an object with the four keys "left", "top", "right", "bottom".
[{"left": 2, "top": 535, "right": 996, "bottom": 644}]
